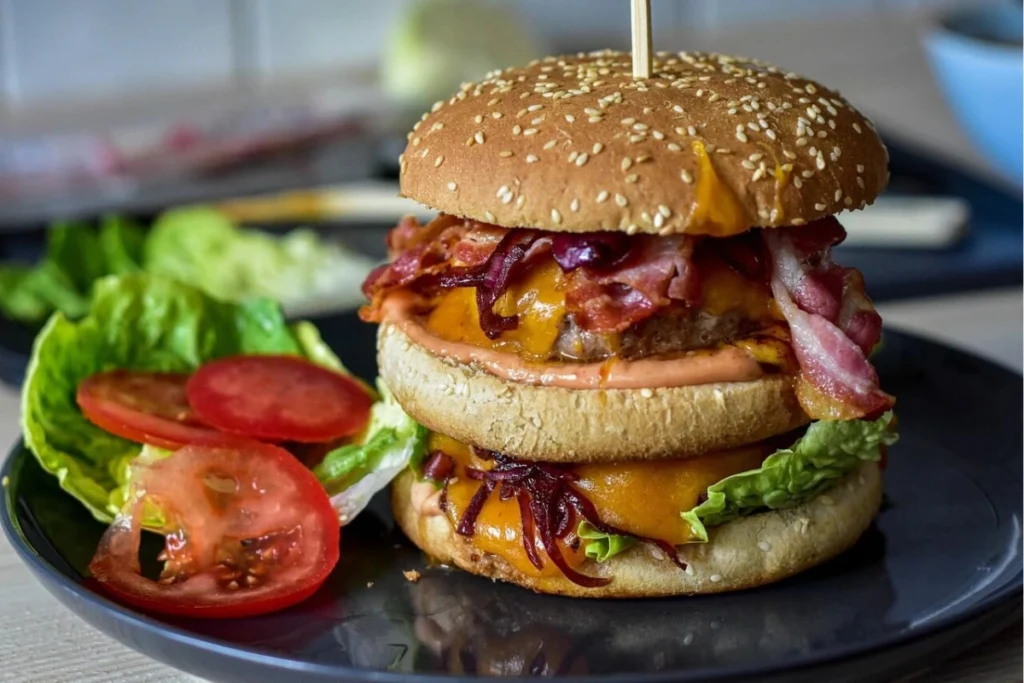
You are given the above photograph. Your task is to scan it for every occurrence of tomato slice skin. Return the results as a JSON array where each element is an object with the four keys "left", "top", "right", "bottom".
[
  {"left": 77, "top": 370, "right": 252, "bottom": 450},
  {"left": 88, "top": 442, "right": 340, "bottom": 619},
  {"left": 186, "top": 355, "right": 372, "bottom": 443}
]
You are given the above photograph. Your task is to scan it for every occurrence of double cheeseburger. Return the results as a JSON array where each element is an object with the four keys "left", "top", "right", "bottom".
[{"left": 362, "top": 51, "right": 898, "bottom": 597}]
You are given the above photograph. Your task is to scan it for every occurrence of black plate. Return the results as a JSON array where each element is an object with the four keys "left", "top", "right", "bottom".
[{"left": 2, "top": 324, "right": 1022, "bottom": 682}]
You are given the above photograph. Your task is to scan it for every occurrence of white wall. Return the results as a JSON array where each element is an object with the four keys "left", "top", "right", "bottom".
[{"left": 0, "top": 0, "right": 983, "bottom": 115}]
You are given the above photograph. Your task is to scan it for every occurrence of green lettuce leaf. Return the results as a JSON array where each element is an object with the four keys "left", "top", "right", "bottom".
[
  {"left": 0, "top": 218, "right": 144, "bottom": 324},
  {"left": 313, "top": 380, "right": 427, "bottom": 523},
  {"left": 21, "top": 273, "right": 325, "bottom": 523},
  {"left": 578, "top": 522, "right": 636, "bottom": 562},
  {"left": 682, "top": 413, "right": 898, "bottom": 542},
  {"left": 144, "top": 206, "right": 374, "bottom": 316}
]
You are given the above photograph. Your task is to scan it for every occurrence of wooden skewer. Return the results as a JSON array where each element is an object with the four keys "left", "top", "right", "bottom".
[{"left": 631, "top": 0, "right": 652, "bottom": 79}]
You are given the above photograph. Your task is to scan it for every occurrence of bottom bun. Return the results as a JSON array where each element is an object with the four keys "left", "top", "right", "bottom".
[{"left": 391, "top": 462, "right": 882, "bottom": 597}]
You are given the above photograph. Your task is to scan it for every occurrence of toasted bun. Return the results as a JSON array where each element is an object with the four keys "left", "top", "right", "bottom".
[
  {"left": 392, "top": 461, "right": 881, "bottom": 597},
  {"left": 378, "top": 320, "right": 808, "bottom": 462},
  {"left": 400, "top": 51, "right": 887, "bottom": 235}
]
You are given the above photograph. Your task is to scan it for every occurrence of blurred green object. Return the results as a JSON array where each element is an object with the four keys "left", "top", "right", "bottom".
[
  {"left": 0, "top": 207, "right": 376, "bottom": 326},
  {"left": 381, "top": 0, "right": 539, "bottom": 113},
  {"left": 0, "top": 216, "right": 144, "bottom": 324},
  {"left": 144, "top": 207, "right": 376, "bottom": 317}
]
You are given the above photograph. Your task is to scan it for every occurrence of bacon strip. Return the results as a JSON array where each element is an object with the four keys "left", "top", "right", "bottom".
[
  {"left": 765, "top": 218, "right": 893, "bottom": 419},
  {"left": 565, "top": 236, "right": 699, "bottom": 333}
]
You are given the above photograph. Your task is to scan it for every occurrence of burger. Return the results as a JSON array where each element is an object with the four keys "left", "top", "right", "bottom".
[{"left": 361, "top": 50, "right": 898, "bottom": 597}]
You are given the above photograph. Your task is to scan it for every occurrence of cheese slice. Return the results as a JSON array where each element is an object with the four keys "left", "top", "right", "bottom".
[{"left": 432, "top": 434, "right": 770, "bottom": 578}]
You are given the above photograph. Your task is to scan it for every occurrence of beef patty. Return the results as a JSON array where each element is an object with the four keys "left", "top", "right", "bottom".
[{"left": 553, "top": 309, "right": 765, "bottom": 363}]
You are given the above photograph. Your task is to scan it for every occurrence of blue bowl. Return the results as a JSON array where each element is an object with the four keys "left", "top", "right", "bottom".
[{"left": 925, "top": 4, "right": 1023, "bottom": 183}]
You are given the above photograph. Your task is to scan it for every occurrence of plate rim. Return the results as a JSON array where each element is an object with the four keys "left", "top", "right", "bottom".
[{"left": 2, "top": 327, "right": 1023, "bottom": 682}]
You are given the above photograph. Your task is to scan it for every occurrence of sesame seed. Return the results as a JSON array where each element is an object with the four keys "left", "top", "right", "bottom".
[
  {"left": 516, "top": 195, "right": 525, "bottom": 208},
  {"left": 796, "top": 137, "right": 808, "bottom": 147},
  {"left": 621, "top": 157, "right": 633, "bottom": 172},
  {"left": 531, "top": 116, "right": 545, "bottom": 125},
  {"left": 793, "top": 176, "right": 803, "bottom": 189},
  {"left": 852, "top": 122, "right": 862, "bottom": 134},
  {"left": 576, "top": 153, "right": 589, "bottom": 167},
  {"left": 496, "top": 185, "right": 509, "bottom": 198},
  {"left": 526, "top": 154, "right": 538, "bottom": 164},
  {"left": 741, "top": 160, "right": 756, "bottom": 170},
  {"left": 564, "top": 114, "right": 575, "bottom": 123},
  {"left": 621, "top": 117, "right": 636, "bottom": 125},
  {"left": 667, "top": 142, "right": 682, "bottom": 152},
  {"left": 431, "top": 101, "right": 443, "bottom": 112},
  {"left": 765, "top": 129, "right": 777, "bottom": 140},
  {"left": 808, "top": 146, "right": 817, "bottom": 157},
  {"left": 844, "top": 196, "right": 853, "bottom": 206},
  {"left": 592, "top": 143, "right": 604, "bottom": 155},
  {"left": 487, "top": 98, "right": 499, "bottom": 106},
  {"left": 752, "top": 166, "right": 766, "bottom": 181},
  {"left": 431, "top": 122, "right": 445, "bottom": 131},
  {"left": 749, "top": 153, "right": 764, "bottom": 162},
  {"left": 523, "top": 128, "right": 538, "bottom": 136},
  {"left": 856, "top": 164, "right": 865, "bottom": 174},
  {"left": 816, "top": 155, "right": 826, "bottom": 170},
  {"left": 485, "top": 211, "right": 496, "bottom": 222},
  {"left": 802, "top": 169, "right": 815, "bottom": 178},
  {"left": 570, "top": 198, "right": 580, "bottom": 212},
  {"left": 434, "top": 155, "right": 444, "bottom": 167},
  {"left": 568, "top": 151, "right": 579, "bottom": 163},
  {"left": 474, "top": 131, "right": 485, "bottom": 145},
  {"left": 512, "top": 125, "right": 522, "bottom": 135},
  {"left": 499, "top": 150, "right": 514, "bottom": 158},
  {"left": 588, "top": 115, "right": 603, "bottom": 123},
  {"left": 412, "top": 137, "right": 422, "bottom": 146},
  {"left": 626, "top": 224, "right": 639, "bottom": 235},
  {"left": 615, "top": 194, "right": 628, "bottom": 207},
  {"left": 658, "top": 205, "right": 672, "bottom": 218},
  {"left": 758, "top": 541, "right": 771, "bottom": 552},
  {"left": 596, "top": 190, "right": 610, "bottom": 203},
  {"left": 814, "top": 202, "right": 827, "bottom": 211},
  {"left": 625, "top": 174, "right": 639, "bottom": 183},
  {"left": 687, "top": 125, "right": 698, "bottom": 136},
  {"left": 543, "top": 140, "right": 557, "bottom": 150},
  {"left": 783, "top": 150, "right": 797, "bottom": 160},
  {"left": 710, "top": 574, "right": 723, "bottom": 583},
  {"left": 551, "top": 209, "right": 562, "bottom": 224},
  {"left": 447, "top": 182, "right": 458, "bottom": 191},
  {"left": 736, "top": 131, "right": 748, "bottom": 143},
  {"left": 474, "top": 114, "right": 483, "bottom": 124},
  {"left": 856, "top": 176, "right": 865, "bottom": 189},
  {"left": 528, "top": 104, "right": 544, "bottom": 112},
  {"left": 653, "top": 212, "right": 664, "bottom": 228},
  {"left": 680, "top": 169, "right": 693, "bottom": 184}
]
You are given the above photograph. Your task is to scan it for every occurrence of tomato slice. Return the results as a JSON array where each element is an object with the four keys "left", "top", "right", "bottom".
[
  {"left": 89, "top": 442, "right": 340, "bottom": 619},
  {"left": 186, "top": 355, "right": 372, "bottom": 443},
  {"left": 77, "top": 370, "right": 248, "bottom": 450}
]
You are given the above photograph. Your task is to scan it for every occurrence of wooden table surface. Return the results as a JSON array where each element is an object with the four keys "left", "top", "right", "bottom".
[{"left": 1, "top": 287, "right": 1021, "bottom": 682}]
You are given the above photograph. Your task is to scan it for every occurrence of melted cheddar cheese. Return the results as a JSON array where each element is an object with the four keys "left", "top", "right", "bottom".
[
  {"left": 434, "top": 434, "right": 770, "bottom": 578},
  {"left": 689, "top": 140, "right": 750, "bottom": 236},
  {"left": 426, "top": 260, "right": 567, "bottom": 361}
]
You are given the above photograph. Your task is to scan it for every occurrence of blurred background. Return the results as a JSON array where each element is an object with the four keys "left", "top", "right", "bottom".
[{"left": 0, "top": 0, "right": 1021, "bottom": 382}]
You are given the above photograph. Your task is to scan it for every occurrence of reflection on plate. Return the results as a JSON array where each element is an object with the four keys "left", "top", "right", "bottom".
[{"left": 2, "top": 325, "right": 1022, "bottom": 683}]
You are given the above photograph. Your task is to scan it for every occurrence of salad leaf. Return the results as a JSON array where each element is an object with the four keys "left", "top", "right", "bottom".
[
  {"left": 144, "top": 206, "right": 374, "bottom": 316},
  {"left": 314, "top": 380, "right": 427, "bottom": 524},
  {"left": 21, "top": 273, "right": 322, "bottom": 523},
  {"left": 0, "top": 218, "right": 144, "bottom": 324},
  {"left": 578, "top": 522, "right": 636, "bottom": 562},
  {"left": 682, "top": 413, "right": 897, "bottom": 542}
]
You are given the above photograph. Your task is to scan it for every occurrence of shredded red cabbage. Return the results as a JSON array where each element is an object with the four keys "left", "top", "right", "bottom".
[
  {"left": 551, "top": 232, "right": 634, "bottom": 272},
  {"left": 422, "top": 451, "right": 454, "bottom": 482},
  {"left": 449, "top": 450, "right": 686, "bottom": 587}
]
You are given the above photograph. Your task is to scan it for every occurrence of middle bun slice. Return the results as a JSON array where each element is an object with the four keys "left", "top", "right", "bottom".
[{"left": 378, "top": 319, "right": 808, "bottom": 463}]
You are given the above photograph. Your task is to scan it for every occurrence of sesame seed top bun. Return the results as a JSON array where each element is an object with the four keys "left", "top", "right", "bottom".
[{"left": 399, "top": 50, "right": 888, "bottom": 236}]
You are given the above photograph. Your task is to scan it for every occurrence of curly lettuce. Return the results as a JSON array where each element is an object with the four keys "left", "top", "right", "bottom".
[
  {"left": 314, "top": 380, "right": 427, "bottom": 523},
  {"left": 21, "top": 273, "right": 353, "bottom": 523},
  {"left": 682, "top": 413, "right": 897, "bottom": 542}
]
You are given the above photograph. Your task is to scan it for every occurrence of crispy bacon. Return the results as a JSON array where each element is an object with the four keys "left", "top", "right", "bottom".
[
  {"left": 565, "top": 236, "right": 699, "bottom": 333},
  {"left": 765, "top": 217, "right": 893, "bottom": 419},
  {"left": 360, "top": 215, "right": 507, "bottom": 321}
]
